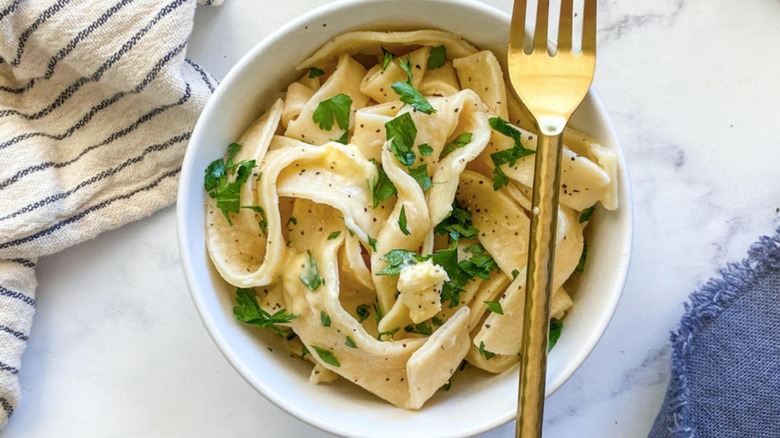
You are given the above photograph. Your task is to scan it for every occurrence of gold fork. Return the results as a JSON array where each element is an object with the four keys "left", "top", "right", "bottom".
[{"left": 508, "top": 0, "right": 597, "bottom": 437}]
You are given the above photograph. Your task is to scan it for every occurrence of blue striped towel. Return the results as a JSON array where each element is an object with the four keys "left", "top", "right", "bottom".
[
  {"left": 650, "top": 227, "right": 780, "bottom": 437},
  {"left": 0, "top": 0, "right": 221, "bottom": 428}
]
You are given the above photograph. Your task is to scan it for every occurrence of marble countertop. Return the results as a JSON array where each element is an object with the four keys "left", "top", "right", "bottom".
[{"left": 4, "top": 0, "right": 780, "bottom": 436}]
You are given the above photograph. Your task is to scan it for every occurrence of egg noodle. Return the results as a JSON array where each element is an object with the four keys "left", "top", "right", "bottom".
[{"left": 204, "top": 30, "right": 618, "bottom": 409}]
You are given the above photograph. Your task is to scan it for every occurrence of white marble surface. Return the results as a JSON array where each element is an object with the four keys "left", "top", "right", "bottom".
[{"left": 4, "top": 0, "right": 780, "bottom": 436}]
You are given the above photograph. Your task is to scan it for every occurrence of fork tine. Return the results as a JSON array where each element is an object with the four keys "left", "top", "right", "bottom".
[
  {"left": 582, "top": 0, "right": 597, "bottom": 53},
  {"left": 557, "top": 0, "right": 573, "bottom": 52},
  {"left": 533, "top": 0, "right": 550, "bottom": 53},
  {"left": 510, "top": 0, "right": 527, "bottom": 51}
]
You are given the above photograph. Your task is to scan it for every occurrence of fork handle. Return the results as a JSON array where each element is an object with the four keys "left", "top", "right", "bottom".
[{"left": 516, "top": 129, "right": 564, "bottom": 438}]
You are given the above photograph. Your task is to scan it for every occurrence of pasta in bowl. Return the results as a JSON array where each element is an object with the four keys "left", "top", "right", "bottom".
[{"left": 178, "top": 1, "right": 631, "bottom": 436}]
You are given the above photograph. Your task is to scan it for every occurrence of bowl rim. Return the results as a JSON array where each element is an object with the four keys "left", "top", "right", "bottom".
[{"left": 177, "top": 0, "right": 634, "bottom": 436}]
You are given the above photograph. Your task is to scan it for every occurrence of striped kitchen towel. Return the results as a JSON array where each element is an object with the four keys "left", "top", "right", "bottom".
[{"left": 0, "top": 0, "right": 222, "bottom": 428}]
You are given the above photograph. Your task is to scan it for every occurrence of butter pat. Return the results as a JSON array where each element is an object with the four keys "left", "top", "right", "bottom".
[{"left": 398, "top": 260, "right": 449, "bottom": 323}]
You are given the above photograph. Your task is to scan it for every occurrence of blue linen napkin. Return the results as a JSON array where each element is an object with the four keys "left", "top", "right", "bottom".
[{"left": 650, "top": 227, "right": 780, "bottom": 437}]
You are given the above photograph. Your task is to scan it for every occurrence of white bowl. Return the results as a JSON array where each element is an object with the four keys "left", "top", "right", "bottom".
[{"left": 177, "top": 0, "right": 633, "bottom": 436}]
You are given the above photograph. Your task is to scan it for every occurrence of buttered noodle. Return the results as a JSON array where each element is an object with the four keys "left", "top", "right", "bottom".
[{"left": 205, "top": 30, "right": 618, "bottom": 409}]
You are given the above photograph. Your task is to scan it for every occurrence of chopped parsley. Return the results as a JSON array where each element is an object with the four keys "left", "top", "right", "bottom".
[
  {"left": 368, "top": 235, "right": 378, "bottom": 252},
  {"left": 484, "top": 300, "right": 504, "bottom": 315},
  {"left": 334, "top": 130, "right": 349, "bottom": 144},
  {"left": 512, "top": 269, "right": 520, "bottom": 280},
  {"left": 432, "top": 316, "right": 444, "bottom": 327},
  {"left": 404, "top": 322, "right": 433, "bottom": 336},
  {"left": 204, "top": 142, "right": 257, "bottom": 226},
  {"left": 458, "top": 244, "right": 500, "bottom": 281},
  {"left": 549, "top": 320, "right": 563, "bottom": 351},
  {"left": 311, "top": 345, "right": 340, "bottom": 367},
  {"left": 399, "top": 205, "right": 410, "bottom": 235},
  {"left": 391, "top": 56, "right": 436, "bottom": 114},
  {"left": 478, "top": 341, "right": 496, "bottom": 360},
  {"left": 418, "top": 143, "right": 433, "bottom": 156},
  {"left": 488, "top": 117, "right": 535, "bottom": 190},
  {"left": 377, "top": 327, "right": 400, "bottom": 340},
  {"left": 313, "top": 93, "right": 352, "bottom": 131},
  {"left": 492, "top": 165, "right": 510, "bottom": 190},
  {"left": 575, "top": 243, "right": 587, "bottom": 273},
  {"left": 380, "top": 46, "right": 394, "bottom": 71},
  {"left": 240, "top": 205, "right": 268, "bottom": 236},
  {"left": 439, "top": 132, "right": 473, "bottom": 159},
  {"left": 356, "top": 304, "right": 371, "bottom": 322},
  {"left": 232, "top": 288, "right": 298, "bottom": 335},
  {"left": 434, "top": 200, "right": 478, "bottom": 240},
  {"left": 287, "top": 216, "right": 298, "bottom": 226},
  {"left": 301, "top": 344, "right": 309, "bottom": 358},
  {"left": 409, "top": 164, "right": 431, "bottom": 190},
  {"left": 432, "top": 241, "right": 501, "bottom": 308},
  {"left": 369, "top": 158, "right": 397, "bottom": 208},
  {"left": 373, "top": 299, "right": 383, "bottom": 324},
  {"left": 345, "top": 336, "right": 357, "bottom": 349},
  {"left": 320, "top": 310, "right": 331, "bottom": 327},
  {"left": 385, "top": 113, "right": 417, "bottom": 167},
  {"left": 376, "top": 249, "right": 425, "bottom": 276},
  {"left": 300, "top": 250, "right": 323, "bottom": 291},
  {"left": 442, "top": 380, "right": 452, "bottom": 391},
  {"left": 579, "top": 206, "right": 595, "bottom": 223},
  {"left": 327, "top": 231, "right": 341, "bottom": 240},
  {"left": 427, "top": 45, "right": 447, "bottom": 69},
  {"left": 308, "top": 66, "right": 325, "bottom": 78}
]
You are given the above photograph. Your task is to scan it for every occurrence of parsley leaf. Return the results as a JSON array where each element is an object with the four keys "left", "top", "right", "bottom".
[
  {"left": 377, "top": 327, "right": 400, "bottom": 340},
  {"left": 549, "top": 320, "right": 563, "bottom": 351},
  {"left": 512, "top": 269, "right": 520, "bottom": 280},
  {"left": 368, "top": 235, "right": 378, "bottom": 252},
  {"left": 391, "top": 56, "right": 436, "bottom": 115},
  {"left": 579, "top": 206, "right": 595, "bottom": 223},
  {"left": 233, "top": 288, "right": 298, "bottom": 335},
  {"left": 399, "top": 205, "right": 410, "bottom": 235},
  {"left": 484, "top": 300, "right": 504, "bottom": 315},
  {"left": 334, "top": 130, "right": 349, "bottom": 144},
  {"left": 373, "top": 299, "right": 383, "bottom": 324},
  {"left": 439, "top": 132, "right": 473, "bottom": 159},
  {"left": 434, "top": 200, "right": 478, "bottom": 240},
  {"left": 432, "top": 316, "right": 444, "bottom": 327},
  {"left": 376, "top": 249, "right": 425, "bottom": 276},
  {"left": 356, "top": 304, "right": 371, "bottom": 322},
  {"left": 240, "top": 205, "right": 268, "bottom": 236},
  {"left": 385, "top": 113, "right": 417, "bottom": 167},
  {"left": 308, "top": 66, "right": 325, "bottom": 78},
  {"left": 300, "top": 250, "right": 323, "bottom": 291},
  {"left": 313, "top": 94, "right": 352, "bottom": 131},
  {"left": 320, "top": 310, "right": 331, "bottom": 327},
  {"left": 369, "top": 158, "right": 398, "bottom": 208},
  {"left": 478, "top": 341, "right": 496, "bottom": 360},
  {"left": 458, "top": 244, "right": 500, "bottom": 281},
  {"left": 488, "top": 117, "right": 535, "bottom": 190},
  {"left": 418, "top": 143, "right": 433, "bottom": 156},
  {"left": 492, "top": 165, "right": 510, "bottom": 190},
  {"left": 409, "top": 164, "right": 431, "bottom": 190},
  {"left": 311, "top": 345, "right": 340, "bottom": 367},
  {"left": 404, "top": 322, "right": 433, "bottom": 336},
  {"left": 442, "top": 380, "right": 452, "bottom": 391},
  {"left": 575, "top": 243, "right": 587, "bottom": 273},
  {"left": 345, "top": 336, "right": 357, "bottom": 349},
  {"left": 391, "top": 81, "right": 436, "bottom": 115},
  {"left": 381, "top": 46, "right": 394, "bottom": 71},
  {"left": 204, "top": 143, "right": 257, "bottom": 226},
  {"left": 327, "top": 231, "right": 341, "bottom": 240},
  {"left": 432, "top": 243, "right": 471, "bottom": 307},
  {"left": 427, "top": 45, "right": 447, "bottom": 69},
  {"left": 287, "top": 216, "right": 298, "bottom": 226}
]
